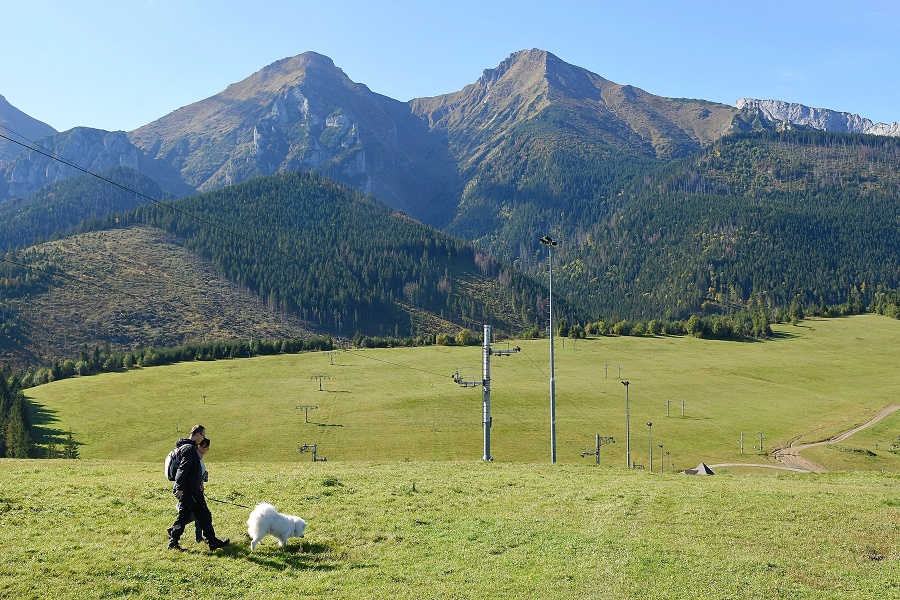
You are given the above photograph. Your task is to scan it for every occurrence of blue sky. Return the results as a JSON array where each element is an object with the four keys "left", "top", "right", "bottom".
[{"left": 2, "top": 0, "right": 898, "bottom": 132}]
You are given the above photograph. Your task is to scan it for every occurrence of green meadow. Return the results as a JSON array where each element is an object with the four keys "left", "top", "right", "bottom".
[
  {"left": 4, "top": 314, "right": 900, "bottom": 598},
  {"left": 24, "top": 314, "right": 900, "bottom": 470},
  {"left": 1, "top": 460, "right": 898, "bottom": 599}
]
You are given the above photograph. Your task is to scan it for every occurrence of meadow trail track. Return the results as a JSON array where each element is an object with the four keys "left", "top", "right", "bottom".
[
  {"left": 773, "top": 405, "right": 900, "bottom": 472},
  {"left": 712, "top": 405, "right": 900, "bottom": 473}
]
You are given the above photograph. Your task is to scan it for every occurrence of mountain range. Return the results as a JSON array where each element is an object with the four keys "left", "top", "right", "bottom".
[
  {"left": 9, "top": 49, "right": 897, "bottom": 218},
  {"left": 2, "top": 49, "right": 900, "bottom": 367}
]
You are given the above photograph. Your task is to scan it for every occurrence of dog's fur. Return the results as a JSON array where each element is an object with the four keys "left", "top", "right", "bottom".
[{"left": 247, "top": 502, "right": 307, "bottom": 550}]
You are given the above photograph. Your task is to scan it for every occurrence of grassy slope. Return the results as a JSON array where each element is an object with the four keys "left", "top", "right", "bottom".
[
  {"left": 2, "top": 226, "right": 314, "bottom": 366},
  {"left": 8, "top": 315, "right": 900, "bottom": 598},
  {"left": 25, "top": 314, "right": 900, "bottom": 471},
  {"left": 0, "top": 460, "right": 897, "bottom": 599}
]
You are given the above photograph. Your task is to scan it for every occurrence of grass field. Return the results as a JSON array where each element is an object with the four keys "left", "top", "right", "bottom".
[
  {"left": 24, "top": 314, "right": 900, "bottom": 471},
  {"left": 1, "top": 460, "right": 898, "bottom": 599},
  {"left": 6, "top": 314, "right": 900, "bottom": 598}
]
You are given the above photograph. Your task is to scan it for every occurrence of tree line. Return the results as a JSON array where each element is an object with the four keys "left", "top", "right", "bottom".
[{"left": 0, "top": 364, "right": 31, "bottom": 458}]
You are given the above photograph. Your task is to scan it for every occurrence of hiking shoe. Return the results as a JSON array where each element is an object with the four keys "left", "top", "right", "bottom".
[
  {"left": 208, "top": 537, "right": 230, "bottom": 550},
  {"left": 167, "top": 539, "right": 182, "bottom": 550}
]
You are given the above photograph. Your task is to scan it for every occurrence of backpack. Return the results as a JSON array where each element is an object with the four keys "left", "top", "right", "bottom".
[{"left": 165, "top": 446, "right": 183, "bottom": 481}]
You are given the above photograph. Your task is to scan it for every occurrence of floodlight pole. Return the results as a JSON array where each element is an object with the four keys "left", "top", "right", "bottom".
[
  {"left": 659, "top": 444, "right": 664, "bottom": 473},
  {"left": 647, "top": 422, "right": 653, "bottom": 472},
  {"left": 757, "top": 431, "right": 765, "bottom": 454},
  {"left": 482, "top": 325, "right": 492, "bottom": 461},
  {"left": 622, "top": 381, "right": 631, "bottom": 468},
  {"left": 540, "top": 235, "right": 558, "bottom": 464}
]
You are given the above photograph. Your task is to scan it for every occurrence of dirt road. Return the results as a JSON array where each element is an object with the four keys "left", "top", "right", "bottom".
[{"left": 772, "top": 405, "right": 900, "bottom": 472}]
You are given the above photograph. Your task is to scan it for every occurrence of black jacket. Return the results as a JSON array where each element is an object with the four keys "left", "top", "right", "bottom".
[{"left": 172, "top": 438, "right": 203, "bottom": 494}]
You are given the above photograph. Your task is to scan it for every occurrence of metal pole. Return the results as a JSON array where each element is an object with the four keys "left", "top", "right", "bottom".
[
  {"left": 659, "top": 444, "right": 664, "bottom": 473},
  {"left": 595, "top": 433, "right": 600, "bottom": 466},
  {"left": 482, "top": 324, "right": 492, "bottom": 461},
  {"left": 549, "top": 249, "right": 556, "bottom": 464},
  {"left": 622, "top": 381, "right": 630, "bottom": 468},
  {"left": 758, "top": 431, "right": 764, "bottom": 454},
  {"left": 647, "top": 422, "right": 653, "bottom": 472},
  {"left": 541, "top": 236, "right": 558, "bottom": 464}
]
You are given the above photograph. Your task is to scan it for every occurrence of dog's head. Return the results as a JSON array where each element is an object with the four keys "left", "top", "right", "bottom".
[{"left": 293, "top": 517, "right": 307, "bottom": 538}]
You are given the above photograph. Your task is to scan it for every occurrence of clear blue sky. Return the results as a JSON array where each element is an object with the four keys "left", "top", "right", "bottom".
[{"left": 2, "top": 0, "right": 898, "bottom": 133}]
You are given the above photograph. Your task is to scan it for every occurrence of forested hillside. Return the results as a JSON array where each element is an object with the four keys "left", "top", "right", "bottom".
[
  {"left": 547, "top": 130, "right": 900, "bottom": 319},
  {"left": 0, "top": 166, "right": 165, "bottom": 251},
  {"left": 115, "top": 171, "right": 544, "bottom": 338}
]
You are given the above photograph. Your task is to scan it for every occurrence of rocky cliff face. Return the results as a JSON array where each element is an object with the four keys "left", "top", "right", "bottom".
[
  {"left": 2, "top": 128, "right": 141, "bottom": 199},
  {"left": 0, "top": 127, "right": 192, "bottom": 202},
  {"left": 736, "top": 98, "right": 900, "bottom": 136},
  {"left": 0, "top": 94, "right": 57, "bottom": 164}
]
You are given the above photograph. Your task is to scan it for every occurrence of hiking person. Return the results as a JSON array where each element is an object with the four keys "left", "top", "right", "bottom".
[
  {"left": 166, "top": 425, "right": 229, "bottom": 551},
  {"left": 193, "top": 437, "right": 211, "bottom": 543}
]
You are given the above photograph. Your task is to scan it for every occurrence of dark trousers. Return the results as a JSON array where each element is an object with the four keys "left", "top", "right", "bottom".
[{"left": 170, "top": 492, "right": 216, "bottom": 542}]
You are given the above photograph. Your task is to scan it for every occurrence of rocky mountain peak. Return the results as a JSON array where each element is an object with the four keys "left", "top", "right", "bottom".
[
  {"left": 0, "top": 94, "right": 58, "bottom": 164},
  {"left": 477, "top": 49, "right": 604, "bottom": 102},
  {"left": 736, "top": 98, "right": 900, "bottom": 137}
]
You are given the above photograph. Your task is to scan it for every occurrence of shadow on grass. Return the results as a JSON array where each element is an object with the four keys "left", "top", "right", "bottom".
[
  {"left": 217, "top": 539, "right": 341, "bottom": 571},
  {"left": 24, "top": 401, "right": 75, "bottom": 448},
  {"left": 769, "top": 330, "right": 802, "bottom": 340}
]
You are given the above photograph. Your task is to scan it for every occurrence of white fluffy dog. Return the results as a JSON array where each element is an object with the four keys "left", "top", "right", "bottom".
[{"left": 247, "top": 502, "right": 307, "bottom": 550}]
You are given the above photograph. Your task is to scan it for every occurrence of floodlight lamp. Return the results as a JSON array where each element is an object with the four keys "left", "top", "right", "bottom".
[
  {"left": 539, "top": 236, "right": 557, "bottom": 247},
  {"left": 647, "top": 422, "right": 652, "bottom": 427},
  {"left": 621, "top": 380, "right": 629, "bottom": 387}
]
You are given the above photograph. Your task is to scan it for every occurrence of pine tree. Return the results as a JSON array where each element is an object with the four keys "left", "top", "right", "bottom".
[
  {"left": 5, "top": 397, "right": 31, "bottom": 458},
  {"left": 63, "top": 431, "right": 79, "bottom": 460}
]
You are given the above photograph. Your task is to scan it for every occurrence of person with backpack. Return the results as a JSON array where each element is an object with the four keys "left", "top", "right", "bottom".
[{"left": 166, "top": 425, "right": 230, "bottom": 551}]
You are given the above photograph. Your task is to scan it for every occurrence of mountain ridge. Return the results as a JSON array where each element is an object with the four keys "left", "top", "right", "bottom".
[
  {"left": 4, "top": 49, "right": 895, "bottom": 217},
  {"left": 0, "top": 94, "right": 57, "bottom": 164},
  {"left": 736, "top": 98, "right": 900, "bottom": 136}
]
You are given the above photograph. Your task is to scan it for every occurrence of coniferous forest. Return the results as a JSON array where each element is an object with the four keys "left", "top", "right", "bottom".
[
  {"left": 3, "top": 130, "right": 900, "bottom": 377},
  {"left": 456, "top": 129, "right": 900, "bottom": 322},
  {"left": 118, "top": 171, "right": 546, "bottom": 338}
]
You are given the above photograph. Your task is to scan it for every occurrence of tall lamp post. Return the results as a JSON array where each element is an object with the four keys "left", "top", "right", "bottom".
[
  {"left": 622, "top": 380, "right": 630, "bottom": 468},
  {"left": 647, "top": 422, "right": 653, "bottom": 472},
  {"left": 540, "top": 235, "right": 558, "bottom": 464}
]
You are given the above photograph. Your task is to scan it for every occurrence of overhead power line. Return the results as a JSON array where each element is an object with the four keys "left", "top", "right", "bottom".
[{"left": 0, "top": 126, "right": 300, "bottom": 265}]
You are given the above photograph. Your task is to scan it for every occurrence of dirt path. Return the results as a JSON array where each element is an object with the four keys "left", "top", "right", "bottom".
[
  {"left": 772, "top": 405, "right": 900, "bottom": 472},
  {"left": 709, "top": 405, "right": 900, "bottom": 473}
]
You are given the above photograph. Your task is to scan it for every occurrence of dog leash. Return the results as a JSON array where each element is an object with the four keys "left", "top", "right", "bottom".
[{"left": 207, "top": 496, "right": 252, "bottom": 509}]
